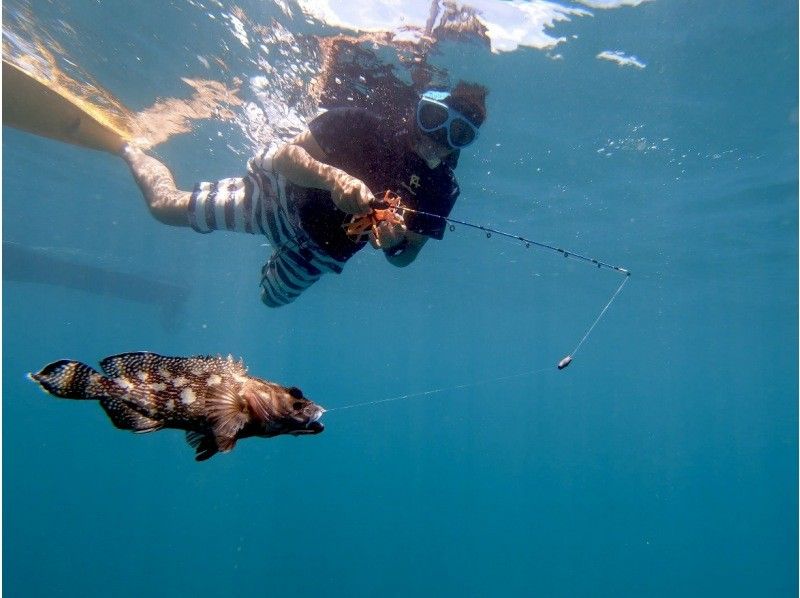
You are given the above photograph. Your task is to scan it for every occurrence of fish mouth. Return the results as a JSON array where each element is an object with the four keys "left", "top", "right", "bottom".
[{"left": 289, "top": 407, "right": 325, "bottom": 435}]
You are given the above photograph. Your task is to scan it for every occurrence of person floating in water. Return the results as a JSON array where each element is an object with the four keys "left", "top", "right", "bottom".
[
  {"left": 122, "top": 81, "right": 488, "bottom": 307},
  {"left": 29, "top": 352, "right": 325, "bottom": 461}
]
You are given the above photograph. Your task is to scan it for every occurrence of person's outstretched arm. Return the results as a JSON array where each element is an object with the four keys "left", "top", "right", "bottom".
[
  {"left": 272, "top": 131, "right": 375, "bottom": 215},
  {"left": 122, "top": 133, "right": 373, "bottom": 229},
  {"left": 121, "top": 145, "right": 191, "bottom": 227}
]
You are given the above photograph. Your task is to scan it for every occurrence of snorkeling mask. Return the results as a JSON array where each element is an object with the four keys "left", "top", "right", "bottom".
[{"left": 416, "top": 90, "right": 479, "bottom": 150}]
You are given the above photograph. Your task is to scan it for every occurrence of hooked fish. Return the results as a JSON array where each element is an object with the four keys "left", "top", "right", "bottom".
[{"left": 29, "top": 352, "right": 325, "bottom": 461}]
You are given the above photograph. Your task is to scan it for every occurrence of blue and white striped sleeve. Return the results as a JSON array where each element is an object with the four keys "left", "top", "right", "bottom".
[{"left": 187, "top": 175, "right": 260, "bottom": 234}]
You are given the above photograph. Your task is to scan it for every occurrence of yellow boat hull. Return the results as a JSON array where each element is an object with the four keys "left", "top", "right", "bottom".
[{"left": 3, "top": 59, "right": 129, "bottom": 154}]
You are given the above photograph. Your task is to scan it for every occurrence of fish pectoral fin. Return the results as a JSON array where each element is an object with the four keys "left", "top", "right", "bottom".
[
  {"left": 186, "top": 431, "right": 218, "bottom": 461},
  {"left": 206, "top": 387, "right": 250, "bottom": 445},
  {"left": 215, "top": 435, "right": 238, "bottom": 453}
]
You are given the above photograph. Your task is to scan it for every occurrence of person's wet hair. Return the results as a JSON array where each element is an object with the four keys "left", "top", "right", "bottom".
[{"left": 445, "top": 81, "right": 489, "bottom": 127}]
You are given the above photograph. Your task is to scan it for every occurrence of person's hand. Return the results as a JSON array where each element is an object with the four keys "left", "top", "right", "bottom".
[
  {"left": 369, "top": 219, "right": 407, "bottom": 250},
  {"left": 330, "top": 173, "right": 375, "bottom": 214}
]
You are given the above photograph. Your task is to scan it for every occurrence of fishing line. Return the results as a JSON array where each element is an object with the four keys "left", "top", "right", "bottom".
[
  {"left": 326, "top": 366, "right": 553, "bottom": 413},
  {"left": 568, "top": 273, "right": 629, "bottom": 360},
  {"left": 328, "top": 201, "right": 632, "bottom": 414}
]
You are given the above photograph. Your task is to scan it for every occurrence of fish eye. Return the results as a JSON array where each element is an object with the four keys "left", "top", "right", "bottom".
[
  {"left": 287, "top": 386, "right": 304, "bottom": 399},
  {"left": 292, "top": 401, "right": 304, "bottom": 411}
]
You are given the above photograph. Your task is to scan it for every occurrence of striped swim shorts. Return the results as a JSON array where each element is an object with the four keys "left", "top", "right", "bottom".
[{"left": 187, "top": 150, "right": 347, "bottom": 307}]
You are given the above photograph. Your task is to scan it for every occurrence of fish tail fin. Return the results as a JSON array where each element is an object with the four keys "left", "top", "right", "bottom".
[
  {"left": 30, "top": 359, "right": 163, "bottom": 433},
  {"left": 29, "top": 360, "right": 108, "bottom": 400}
]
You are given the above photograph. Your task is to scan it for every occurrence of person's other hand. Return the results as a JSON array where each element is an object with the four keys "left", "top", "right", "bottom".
[
  {"left": 370, "top": 219, "right": 407, "bottom": 250},
  {"left": 330, "top": 173, "right": 375, "bottom": 214}
]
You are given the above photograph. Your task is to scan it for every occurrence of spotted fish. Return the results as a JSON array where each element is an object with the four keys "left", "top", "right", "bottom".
[{"left": 29, "top": 352, "right": 325, "bottom": 461}]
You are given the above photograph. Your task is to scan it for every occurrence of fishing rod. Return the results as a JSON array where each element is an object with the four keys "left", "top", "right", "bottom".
[
  {"left": 398, "top": 203, "right": 631, "bottom": 370},
  {"left": 400, "top": 206, "right": 630, "bottom": 276},
  {"left": 347, "top": 191, "right": 631, "bottom": 371}
]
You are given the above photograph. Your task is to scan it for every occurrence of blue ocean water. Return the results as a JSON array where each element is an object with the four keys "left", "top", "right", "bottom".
[{"left": 2, "top": 1, "right": 797, "bottom": 596}]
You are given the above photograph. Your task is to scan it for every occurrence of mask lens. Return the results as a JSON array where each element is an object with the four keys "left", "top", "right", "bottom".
[
  {"left": 425, "top": 127, "right": 450, "bottom": 149},
  {"left": 449, "top": 118, "right": 476, "bottom": 148},
  {"left": 418, "top": 101, "right": 449, "bottom": 130}
]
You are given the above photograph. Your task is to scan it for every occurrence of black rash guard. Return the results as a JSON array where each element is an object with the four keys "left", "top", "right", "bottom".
[{"left": 291, "top": 107, "right": 461, "bottom": 262}]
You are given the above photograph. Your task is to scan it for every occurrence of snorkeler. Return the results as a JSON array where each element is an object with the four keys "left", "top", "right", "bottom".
[{"left": 122, "top": 81, "right": 488, "bottom": 307}]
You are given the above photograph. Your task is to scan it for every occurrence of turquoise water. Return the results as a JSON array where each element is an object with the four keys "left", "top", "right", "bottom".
[{"left": 3, "top": 1, "right": 797, "bottom": 596}]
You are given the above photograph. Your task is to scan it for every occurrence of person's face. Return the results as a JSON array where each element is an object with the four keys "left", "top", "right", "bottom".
[
  {"left": 413, "top": 130, "right": 455, "bottom": 169},
  {"left": 413, "top": 93, "right": 480, "bottom": 168}
]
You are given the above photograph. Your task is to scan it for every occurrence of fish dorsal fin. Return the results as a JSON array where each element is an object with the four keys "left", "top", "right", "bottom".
[
  {"left": 99, "top": 352, "right": 170, "bottom": 378},
  {"left": 99, "top": 353, "right": 247, "bottom": 381},
  {"left": 205, "top": 386, "right": 250, "bottom": 452},
  {"left": 214, "top": 354, "right": 248, "bottom": 378},
  {"left": 185, "top": 431, "right": 218, "bottom": 461}
]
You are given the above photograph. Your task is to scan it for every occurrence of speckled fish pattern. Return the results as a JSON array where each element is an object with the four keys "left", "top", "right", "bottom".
[{"left": 29, "top": 352, "right": 325, "bottom": 461}]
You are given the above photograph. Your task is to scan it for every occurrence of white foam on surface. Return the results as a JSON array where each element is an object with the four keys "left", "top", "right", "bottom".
[{"left": 597, "top": 50, "right": 647, "bottom": 68}]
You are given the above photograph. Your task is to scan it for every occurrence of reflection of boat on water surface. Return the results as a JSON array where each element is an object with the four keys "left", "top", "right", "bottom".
[{"left": 3, "top": 241, "right": 190, "bottom": 330}]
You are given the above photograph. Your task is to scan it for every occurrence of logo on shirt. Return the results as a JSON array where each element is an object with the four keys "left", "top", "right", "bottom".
[{"left": 401, "top": 173, "right": 421, "bottom": 196}]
